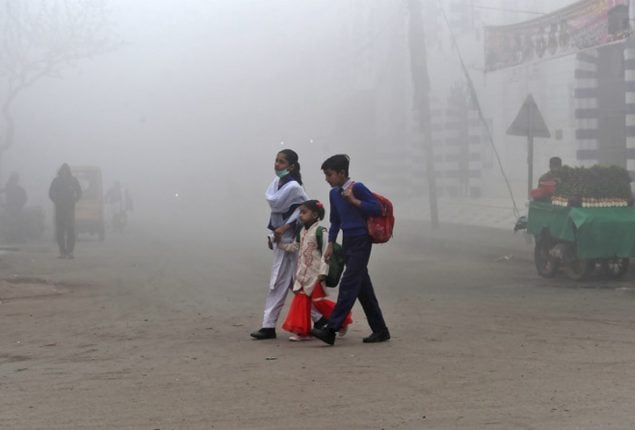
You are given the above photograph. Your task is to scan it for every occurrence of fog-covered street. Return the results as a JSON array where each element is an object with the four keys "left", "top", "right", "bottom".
[
  {"left": 3, "top": 1, "right": 635, "bottom": 428},
  {"left": 2, "top": 223, "right": 635, "bottom": 430}
]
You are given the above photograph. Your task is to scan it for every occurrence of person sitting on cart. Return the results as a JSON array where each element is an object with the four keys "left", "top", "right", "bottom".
[
  {"left": 530, "top": 156, "right": 562, "bottom": 201},
  {"left": 539, "top": 157, "right": 562, "bottom": 183}
]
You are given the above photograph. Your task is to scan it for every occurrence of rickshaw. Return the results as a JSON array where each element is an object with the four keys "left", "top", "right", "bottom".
[
  {"left": 72, "top": 166, "right": 105, "bottom": 241},
  {"left": 525, "top": 201, "right": 635, "bottom": 280}
]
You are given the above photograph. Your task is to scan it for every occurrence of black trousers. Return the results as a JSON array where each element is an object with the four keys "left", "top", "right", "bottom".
[
  {"left": 327, "top": 234, "right": 387, "bottom": 333},
  {"left": 55, "top": 207, "right": 76, "bottom": 255}
]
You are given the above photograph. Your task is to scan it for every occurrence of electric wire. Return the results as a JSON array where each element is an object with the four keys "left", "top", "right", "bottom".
[{"left": 435, "top": 0, "right": 521, "bottom": 218}]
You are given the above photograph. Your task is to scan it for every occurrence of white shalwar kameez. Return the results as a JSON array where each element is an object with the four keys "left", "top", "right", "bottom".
[{"left": 262, "top": 177, "right": 308, "bottom": 328}]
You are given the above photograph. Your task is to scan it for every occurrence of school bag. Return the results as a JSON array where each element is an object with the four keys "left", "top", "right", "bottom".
[
  {"left": 316, "top": 227, "right": 345, "bottom": 287},
  {"left": 367, "top": 192, "right": 394, "bottom": 243},
  {"left": 297, "top": 226, "right": 345, "bottom": 288},
  {"left": 351, "top": 183, "right": 395, "bottom": 244}
]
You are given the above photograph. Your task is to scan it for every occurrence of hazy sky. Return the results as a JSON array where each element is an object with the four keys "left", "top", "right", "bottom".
[
  {"left": 7, "top": 1, "right": 348, "bottom": 218},
  {"left": 2, "top": 0, "right": 584, "bottom": 235}
]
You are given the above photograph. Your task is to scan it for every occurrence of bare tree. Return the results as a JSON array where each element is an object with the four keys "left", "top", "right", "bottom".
[{"left": 0, "top": 0, "right": 118, "bottom": 180}]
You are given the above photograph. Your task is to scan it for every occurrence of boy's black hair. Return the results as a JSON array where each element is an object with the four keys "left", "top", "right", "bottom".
[
  {"left": 302, "top": 199, "right": 325, "bottom": 220},
  {"left": 321, "top": 154, "right": 350, "bottom": 176},
  {"left": 279, "top": 149, "right": 303, "bottom": 185}
]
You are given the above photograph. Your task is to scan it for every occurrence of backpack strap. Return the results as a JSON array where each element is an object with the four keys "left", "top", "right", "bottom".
[{"left": 315, "top": 226, "right": 326, "bottom": 254}]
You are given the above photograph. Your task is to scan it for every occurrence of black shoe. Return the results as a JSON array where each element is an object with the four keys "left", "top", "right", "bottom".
[
  {"left": 363, "top": 328, "right": 390, "bottom": 343},
  {"left": 250, "top": 328, "right": 276, "bottom": 340},
  {"left": 313, "top": 316, "right": 328, "bottom": 330},
  {"left": 310, "top": 327, "right": 336, "bottom": 345}
]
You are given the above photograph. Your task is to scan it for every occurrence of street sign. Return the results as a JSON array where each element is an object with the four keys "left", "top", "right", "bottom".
[
  {"left": 507, "top": 94, "right": 551, "bottom": 196},
  {"left": 507, "top": 94, "right": 551, "bottom": 138}
]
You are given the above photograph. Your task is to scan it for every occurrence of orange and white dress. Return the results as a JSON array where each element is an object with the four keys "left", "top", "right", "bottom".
[
  {"left": 280, "top": 222, "right": 352, "bottom": 336},
  {"left": 280, "top": 222, "right": 328, "bottom": 295}
]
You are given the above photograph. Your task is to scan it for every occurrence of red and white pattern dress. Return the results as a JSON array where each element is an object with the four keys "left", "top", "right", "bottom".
[{"left": 280, "top": 222, "right": 352, "bottom": 336}]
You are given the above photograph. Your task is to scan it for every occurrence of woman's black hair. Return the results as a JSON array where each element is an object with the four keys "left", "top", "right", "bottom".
[
  {"left": 320, "top": 154, "right": 349, "bottom": 176},
  {"left": 301, "top": 199, "right": 325, "bottom": 220},
  {"left": 279, "top": 149, "right": 302, "bottom": 185}
]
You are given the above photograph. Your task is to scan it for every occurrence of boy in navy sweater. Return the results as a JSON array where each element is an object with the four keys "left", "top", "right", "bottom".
[{"left": 311, "top": 154, "right": 390, "bottom": 345}]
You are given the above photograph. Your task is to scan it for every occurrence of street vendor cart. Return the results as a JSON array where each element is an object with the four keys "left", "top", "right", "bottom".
[{"left": 527, "top": 201, "right": 635, "bottom": 280}]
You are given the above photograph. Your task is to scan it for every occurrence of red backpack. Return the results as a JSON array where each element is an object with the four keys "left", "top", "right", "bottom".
[
  {"left": 350, "top": 182, "right": 395, "bottom": 243},
  {"left": 367, "top": 192, "right": 394, "bottom": 243}
]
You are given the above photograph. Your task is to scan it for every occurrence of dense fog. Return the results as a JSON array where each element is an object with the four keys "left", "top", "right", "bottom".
[
  {"left": 0, "top": 0, "right": 624, "bottom": 244},
  {"left": 3, "top": 1, "right": 405, "bottom": 243}
]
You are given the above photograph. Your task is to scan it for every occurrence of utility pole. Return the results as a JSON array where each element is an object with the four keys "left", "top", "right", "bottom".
[{"left": 407, "top": 0, "right": 439, "bottom": 228}]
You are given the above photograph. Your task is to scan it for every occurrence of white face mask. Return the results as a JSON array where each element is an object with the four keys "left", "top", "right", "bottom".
[{"left": 275, "top": 169, "right": 290, "bottom": 178}]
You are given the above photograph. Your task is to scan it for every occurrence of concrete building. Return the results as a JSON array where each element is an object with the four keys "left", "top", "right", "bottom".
[{"left": 414, "top": 0, "right": 634, "bottom": 227}]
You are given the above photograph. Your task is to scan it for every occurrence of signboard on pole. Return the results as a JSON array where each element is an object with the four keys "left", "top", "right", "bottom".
[
  {"left": 507, "top": 94, "right": 551, "bottom": 138},
  {"left": 507, "top": 95, "right": 551, "bottom": 195},
  {"left": 484, "top": 0, "right": 630, "bottom": 72}
]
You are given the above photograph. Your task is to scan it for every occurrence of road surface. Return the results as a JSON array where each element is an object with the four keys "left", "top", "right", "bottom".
[{"left": 1, "top": 222, "right": 634, "bottom": 429}]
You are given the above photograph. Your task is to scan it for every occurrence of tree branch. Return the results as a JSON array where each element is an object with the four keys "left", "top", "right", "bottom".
[{"left": 0, "top": 0, "right": 119, "bottom": 159}]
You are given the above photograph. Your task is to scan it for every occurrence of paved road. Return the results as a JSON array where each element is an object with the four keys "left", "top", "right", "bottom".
[{"left": 1, "top": 221, "right": 634, "bottom": 429}]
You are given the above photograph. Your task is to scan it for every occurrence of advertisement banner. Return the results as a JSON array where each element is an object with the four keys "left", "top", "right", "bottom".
[{"left": 484, "top": 0, "right": 630, "bottom": 72}]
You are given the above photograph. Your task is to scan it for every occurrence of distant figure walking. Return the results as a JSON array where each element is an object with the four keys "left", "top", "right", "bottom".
[
  {"left": 49, "top": 163, "right": 82, "bottom": 259},
  {"left": 0, "top": 172, "right": 28, "bottom": 241},
  {"left": 2, "top": 172, "right": 27, "bottom": 213},
  {"left": 105, "top": 181, "right": 133, "bottom": 233}
]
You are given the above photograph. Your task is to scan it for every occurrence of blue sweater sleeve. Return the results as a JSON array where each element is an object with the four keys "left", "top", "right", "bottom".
[
  {"left": 328, "top": 189, "right": 341, "bottom": 243},
  {"left": 353, "top": 182, "right": 382, "bottom": 217}
]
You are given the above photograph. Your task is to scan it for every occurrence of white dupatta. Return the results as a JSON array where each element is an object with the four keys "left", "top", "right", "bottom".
[{"left": 265, "top": 177, "right": 308, "bottom": 231}]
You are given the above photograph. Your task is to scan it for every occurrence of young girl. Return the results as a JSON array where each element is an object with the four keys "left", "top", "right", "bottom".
[
  {"left": 280, "top": 200, "right": 352, "bottom": 341},
  {"left": 251, "top": 149, "right": 310, "bottom": 340}
]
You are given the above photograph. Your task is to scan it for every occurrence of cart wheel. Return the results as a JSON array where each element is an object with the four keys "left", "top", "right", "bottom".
[
  {"left": 534, "top": 236, "right": 558, "bottom": 278},
  {"left": 601, "top": 258, "right": 629, "bottom": 279},
  {"left": 563, "top": 258, "right": 593, "bottom": 281}
]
